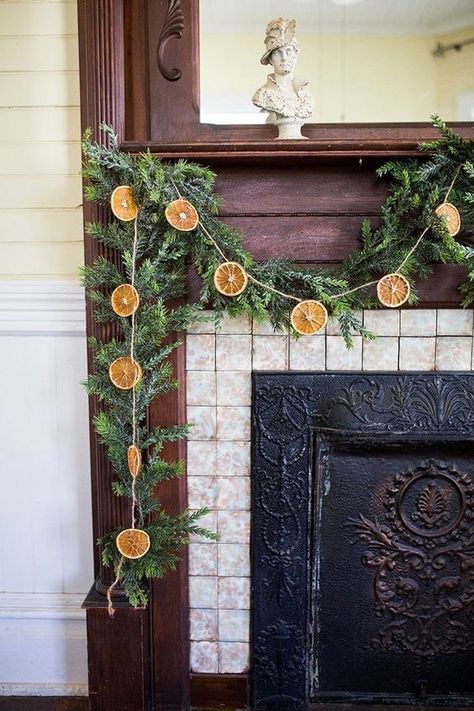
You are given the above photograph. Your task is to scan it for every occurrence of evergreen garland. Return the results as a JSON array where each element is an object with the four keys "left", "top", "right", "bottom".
[{"left": 81, "top": 117, "right": 474, "bottom": 608}]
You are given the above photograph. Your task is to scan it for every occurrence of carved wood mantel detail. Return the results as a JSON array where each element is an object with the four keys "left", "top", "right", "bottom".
[{"left": 157, "top": 0, "right": 185, "bottom": 81}]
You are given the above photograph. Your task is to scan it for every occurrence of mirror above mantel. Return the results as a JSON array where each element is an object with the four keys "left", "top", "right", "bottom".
[
  {"left": 120, "top": 0, "right": 474, "bottom": 158},
  {"left": 200, "top": 0, "right": 474, "bottom": 125}
]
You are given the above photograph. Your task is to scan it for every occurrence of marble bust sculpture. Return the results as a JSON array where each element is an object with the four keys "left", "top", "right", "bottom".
[{"left": 252, "top": 17, "right": 314, "bottom": 139}]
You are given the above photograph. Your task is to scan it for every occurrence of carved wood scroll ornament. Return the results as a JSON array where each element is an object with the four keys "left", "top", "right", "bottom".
[{"left": 158, "top": 0, "right": 184, "bottom": 81}]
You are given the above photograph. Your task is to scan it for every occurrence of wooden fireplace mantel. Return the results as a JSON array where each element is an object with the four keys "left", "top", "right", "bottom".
[{"left": 78, "top": 2, "right": 473, "bottom": 709}]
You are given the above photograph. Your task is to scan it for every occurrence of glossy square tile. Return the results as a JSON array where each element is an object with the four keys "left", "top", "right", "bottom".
[
  {"left": 289, "top": 334, "right": 325, "bottom": 370},
  {"left": 189, "top": 510, "right": 217, "bottom": 543},
  {"left": 187, "top": 310, "right": 216, "bottom": 334},
  {"left": 216, "top": 441, "right": 250, "bottom": 477},
  {"left": 435, "top": 336, "right": 472, "bottom": 370},
  {"left": 218, "top": 544, "right": 250, "bottom": 577},
  {"left": 190, "top": 641, "right": 218, "bottom": 673},
  {"left": 188, "top": 476, "right": 217, "bottom": 509},
  {"left": 187, "top": 441, "right": 216, "bottom": 477},
  {"left": 216, "top": 371, "right": 251, "bottom": 406},
  {"left": 190, "top": 609, "right": 218, "bottom": 641},
  {"left": 218, "top": 577, "right": 251, "bottom": 610},
  {"left": 216, "top": 335, "right": 252, "bottom": 371},
  {"left": 399, "top": 338, "right": 435, "bottom": 370},
  {"left": 217, "top": 313, "right": 252, "bottom": 334},
  {"left": 326, "top": 336, "right": 362, "bottom": 370},
  {"left": 400, "top": 310, "right": 436, "bottom": 337},
  {"left": 186, "top": 334, "right": 215, "bottom": 370},
  {"left": 363, "top": 337, "right": 399, "bottom": 370},
  {"left": 186, "top": 370, "right": 216, "bottom": 406},
  {"left": 189, "top": 542, "right": 218, "bottom": 576},
  {"left": 218, "top": 510, "right": 251, "bottom": 543},
  {"left": 217, "top": 479, "right": 250, "bottom": 513},
  {"left": 252, "top": 335, "right": 288, "bottom": 370},
  {"left": 218, "top": 642, "right": 249, "bottom": 673},
  {"left": 219, "top": 609, "right": 250, "bottom": 642},
  {"left": 189, "top": 576, "right": 217, "bottom": 608},
  {"left": 363, "top": 310, "right": 399, "bottom": 336},
  {"left": 437, "top": 309, "right": 473, "bottom": 336},
  {"left": 187, "top": 406, "right": 216, "bottom": 440},
  {"left": 216, "top": 406, "right": 251, "bottom": 441}
]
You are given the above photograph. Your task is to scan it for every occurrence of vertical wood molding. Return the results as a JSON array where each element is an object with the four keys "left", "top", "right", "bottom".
[
  {"left": 149, "top": 332, "right": 190, "bottom": 710},
  {"left": 78, "top": 3, "right": 152, "bottom": 710},
  {"left": 78, "top": 0, "right": 126, "bottom": 587}
]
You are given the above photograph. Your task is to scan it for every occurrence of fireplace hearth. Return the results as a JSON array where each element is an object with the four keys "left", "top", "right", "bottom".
[{"left": 251, "top": 373, "right": 474, "bottom": 710}]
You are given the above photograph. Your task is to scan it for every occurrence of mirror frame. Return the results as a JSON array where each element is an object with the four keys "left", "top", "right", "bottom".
[{"left": 121, "top": 0, "right": 474, "bottom": 160}]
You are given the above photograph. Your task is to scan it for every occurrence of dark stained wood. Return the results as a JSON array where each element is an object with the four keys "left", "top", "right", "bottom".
[
  {"left": 124, "top": 0, "right": 149, "bottom": 141},
  {"left": 86, "top": 604, "right": 150, "bottom": 711},
  {"left": 149, "top": 335, "right": 190, "bottom": 710},
  {"left": 0, "top": 700, "right": 89, "bottom": 711},
  {"left": 190, "top": 674, "right": 248, "bottom": 709}
]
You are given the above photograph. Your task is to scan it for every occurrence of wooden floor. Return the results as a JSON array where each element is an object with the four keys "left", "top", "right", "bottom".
[
  {"left": 0, "top": 699, "right": 89, "bottom": 711},
  {"left": 1, "top": 700, "right": 472, "bottom": 711}
]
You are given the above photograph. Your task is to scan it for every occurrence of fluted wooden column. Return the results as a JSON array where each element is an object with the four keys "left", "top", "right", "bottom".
[{"left": 78, "top": 3, "right": 152, "bottom": 710}]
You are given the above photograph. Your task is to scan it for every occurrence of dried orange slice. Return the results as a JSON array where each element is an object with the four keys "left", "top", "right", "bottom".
[
  {"left": 116, "top": 528, "right": 150, "bottom": 559},
  {"left": 377, "top": 273, "right": 410, "bottom": 308},
  {"left": 165, "top": 199, "right": 199, "bottom": 231},
  {"left": 435, "top": 202, "right": 461, "bottom": 237},
  {"left": 111, "top": 284, "right": 140, "bottom": 317},
  {"left": 214, "top": 261, "right": 248, "bottom": 297},
  {"left": 109, "top": 357, "right": 142, "bottom": 390},
  {"left": 127, "top": 445, "right": 142, "bottom": 478},
  {"left": 110, "top": 186, "right": 138, "bottom": 222},
  {"left": 291, "top": 300, "right": 328, "bottom": 335}
]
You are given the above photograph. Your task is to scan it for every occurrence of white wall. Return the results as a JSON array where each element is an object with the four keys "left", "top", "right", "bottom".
[{"left": 0, "top": 0, "right": 91, "bottom": 696}]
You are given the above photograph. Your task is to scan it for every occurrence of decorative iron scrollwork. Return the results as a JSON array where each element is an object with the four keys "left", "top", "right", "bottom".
[
  {"left": 158, "top": 0, "right": 184, "bottom": 81},
  {"left": 348, "top": 459, "right": 474, "bottom": 658}
]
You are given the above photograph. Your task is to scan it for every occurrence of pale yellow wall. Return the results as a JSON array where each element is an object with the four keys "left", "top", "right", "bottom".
[
  {"left": 436, "top": 26, "right": 474, "bottom": 120},
  {"left": 0, "top": 0, "right": 83, "bottom": 280},
  {"left": 201, "top": 29, "right": 472, "bottom": 123}
]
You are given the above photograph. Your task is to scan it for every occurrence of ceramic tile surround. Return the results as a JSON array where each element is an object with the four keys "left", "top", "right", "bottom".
[{"left": 186, "top": 308, "right": 474, "bottom": 673}]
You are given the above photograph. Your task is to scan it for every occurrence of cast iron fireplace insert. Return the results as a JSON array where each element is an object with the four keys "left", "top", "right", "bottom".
[{"left": 251, "top": 372, "right": 474, "bottom": 710}]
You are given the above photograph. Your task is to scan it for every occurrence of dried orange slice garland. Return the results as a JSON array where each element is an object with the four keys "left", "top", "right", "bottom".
[
  {"left": 435, "top": 202, "right": 461, "bottom": 237},
  {"left": 116, "top": 529, "right": 151, "bottom": 560},
  {"left": 291, "top": 300, "right": 328, "bottom": 335},
  {"left": 109, "top": 356, "right": 142, "bottom": 390},
  {"left": 111, "top": 284, "right": 140, "bottom": 317},
  {"left": 110, "top": 185, "right": 138, "bottom": 221},
  {"left": 165, "top": 199, "right": 199, "bottom": 231},
  {"left": 127, "top": 445, "right": 142, "bottom": 478},
  {"left": 377, "top": 273, "right": 411, "bottom": 308},
  {"left": 214, "top": 261, "right": 248, "bottom": 296}
]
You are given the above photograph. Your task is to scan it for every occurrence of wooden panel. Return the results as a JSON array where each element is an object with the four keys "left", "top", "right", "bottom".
[
  {"left": 224, "top": 215, "right": 374, "bottom": 262},
  {"left": 190, "top": 673, "right": 248, "bottom": 709},
  {"left": 86, "top": 604, "right": 150, "bottom": 711},
  {"left": 215, "top": 163, "right": 385, "bottom": 214}
]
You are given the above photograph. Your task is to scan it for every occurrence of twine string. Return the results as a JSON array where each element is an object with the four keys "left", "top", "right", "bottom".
[
  {"left": 107, "top": 556, "right": 124, "bottom": 618},
  {"left": 130, "top": 215, "right": 139, "bottom": 529}
]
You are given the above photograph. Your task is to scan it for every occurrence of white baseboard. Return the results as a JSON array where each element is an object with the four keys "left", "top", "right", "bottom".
[
  {"left": 0, "top": 683, "right": 88, "bottom": 697},
  {"left": 0, "top": 280, "right": 86, "bottom": 335},
  {"left": 0, "top": 588, "right": 88, "bottom": 695}
]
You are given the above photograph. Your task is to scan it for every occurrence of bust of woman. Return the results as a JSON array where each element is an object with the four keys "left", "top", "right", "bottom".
[{"left": 252, "top": 18, "right": 314, "bottom": 139}]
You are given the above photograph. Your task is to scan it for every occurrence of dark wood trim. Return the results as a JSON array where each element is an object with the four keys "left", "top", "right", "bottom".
[
  {"left": 190, "top": 674, "right": 249, "bottom": 709},
  {"left": 149, "top": 333, "right": 190, "bottom": 710}
]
